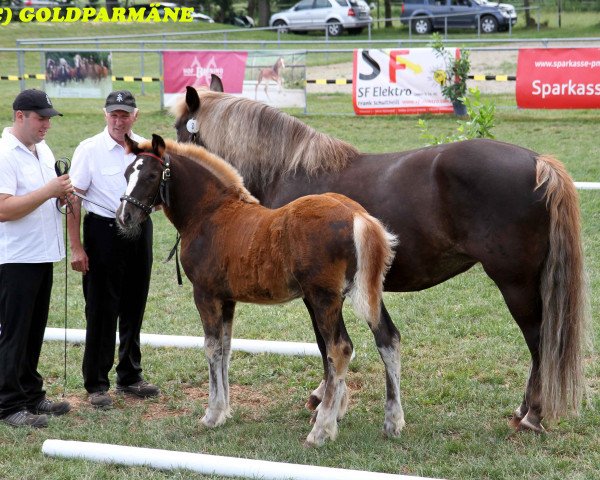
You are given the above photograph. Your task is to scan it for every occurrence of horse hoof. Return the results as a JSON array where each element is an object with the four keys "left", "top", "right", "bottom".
[
  {"left": 201, "top": 411, "right": 227, "bottom": 428},
  {"left": 305, "top": 395, "right": 321, "bottom": 411},
  {"left": 508, "top": 415, "right": 522, "bottom": 430},
  {"left": 304, "top": 432, "right": 326, "bottom": 448},
  {"left": 384, "top": 418, "right": 405, "bottom": 438},
  {"left": 517, "top": 416, "right": 546, "bottom": 434}
]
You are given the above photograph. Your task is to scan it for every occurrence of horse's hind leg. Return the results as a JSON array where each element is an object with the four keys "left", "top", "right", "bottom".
[
  {"left": 368, "top": 302, "right": 404, "bottom": 437},
  {"left": 303, "top": 299, "right": 350, "bottom": 422},
  {"left": 194, "top": 289, "right": 229, "bottom": 428},
  {"left": 489, "top": 271, "right": 544, "bottom": 433},
  {"left": 303, "top": 299, "right": 328, "bottom": 412},
  {"left": 304, "top": 294, "right": 353, "bottom": 447}
]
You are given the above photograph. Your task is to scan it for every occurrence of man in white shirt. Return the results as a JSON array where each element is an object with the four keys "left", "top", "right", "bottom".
[
  {"left": 0, "top": 89, "right": 74, "bottom": 428},
  {"left": 68, "top": 91, "right": 158, "bottom": 409}
]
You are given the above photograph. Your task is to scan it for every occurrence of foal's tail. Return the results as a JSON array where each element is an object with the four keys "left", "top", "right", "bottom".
[
  {"left": 536, "top": 154, "right": 591, "bottom": 420},
  {"left": 348, "top": 213, "right": 397, "bottom": 326}
]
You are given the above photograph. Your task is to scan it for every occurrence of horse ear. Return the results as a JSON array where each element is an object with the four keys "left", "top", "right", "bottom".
[
  {"left": 210, "top": 74, "right": 224, "bottom": 92},
  {"left": 151, "top": 134, "right": 166, "bottom": 156},
  {"left": 124, "top": 134, "right": 140, "bottom": 155},
  {"left": 185, "top": 86, "right": 200, "bottom": 114}
]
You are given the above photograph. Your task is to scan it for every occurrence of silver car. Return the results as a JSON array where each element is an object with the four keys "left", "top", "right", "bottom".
[{"left": 270, "top": 0, "right": 372, "bottom": 36}]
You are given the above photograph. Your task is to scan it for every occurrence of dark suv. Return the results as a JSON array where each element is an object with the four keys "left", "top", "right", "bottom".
[{"left": 400, "top": 0, "right": 517, "bottom": 34}]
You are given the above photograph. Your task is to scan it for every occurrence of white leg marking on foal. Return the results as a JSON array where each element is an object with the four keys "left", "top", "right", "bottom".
[{"left": 380, "top": 345, "right": 405, "bottom": 436}]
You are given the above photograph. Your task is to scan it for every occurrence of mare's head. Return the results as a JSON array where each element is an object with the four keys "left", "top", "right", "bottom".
[
  {"left": 116, "top": 134, "right": 167, "bottom": 237},
  {"left": 172, "top": 75, "right": 223, "bottom": 146}
]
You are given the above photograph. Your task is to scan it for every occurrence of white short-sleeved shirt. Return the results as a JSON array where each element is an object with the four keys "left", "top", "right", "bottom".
[
  {"left": 0, "top": 127, "right": 65, "bottom": 264},
  {"left": 70, "top": 127, "right": 144, "bottom": 218}
]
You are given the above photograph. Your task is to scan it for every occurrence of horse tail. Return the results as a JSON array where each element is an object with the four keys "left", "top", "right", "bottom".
[
  {"left": 348, "top": 213, "right": 397, "bottom": 326},
  {"left": 535, "top": 154, "right": 591, "bottom": 420}
]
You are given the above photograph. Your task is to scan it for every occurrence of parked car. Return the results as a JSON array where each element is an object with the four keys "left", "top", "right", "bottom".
[
  {"left": 226, "top": 13, "right": 255, "bottom": 27},
  {"left": 270, "top": 0, "right": 372, "bottom": 37},
  {"left": 400, "top": 0, "right": 517, "bottom": 34},
  {"left": 10, "top": 0, "right": 73, "bottom": 20},
  {"left": 11, "top": 0, "right": 72, "bottom": 14}
]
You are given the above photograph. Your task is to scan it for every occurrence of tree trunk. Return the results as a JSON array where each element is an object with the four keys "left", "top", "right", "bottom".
[
  {"left": 523, "top": 0, "right": 534, "bottom": 27},
  {"left": 384, "top": 0, "right": 392, "bottom": 28},
  {"left": 105, "top": 0, "right": 118, "bottom": 15},
  {"left": 247, "top": 0, "right": 256, "bottom": 18},
  {"left": 257, "top": 0, "right": 270, "bottom": 27}
]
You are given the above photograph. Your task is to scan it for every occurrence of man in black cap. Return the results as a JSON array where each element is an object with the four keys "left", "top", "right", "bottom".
[
  {"left": 67, "top": 90, "right": 158, "bottom": 408},
  {"left": 0, "top": 89, "right": 74, "bottom": 428}
]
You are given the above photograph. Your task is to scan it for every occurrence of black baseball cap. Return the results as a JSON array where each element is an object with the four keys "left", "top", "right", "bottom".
[
  {"left": 12, "top": 89, "right": 62, "bottom": 117},
  {"left": 105, "top": 90, "right": 137, "bottom": 113}
]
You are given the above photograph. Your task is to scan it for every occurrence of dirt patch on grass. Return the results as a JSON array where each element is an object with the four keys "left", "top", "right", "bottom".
[{"left": 64, "top": 383, "right": 275, "bottom": 421}]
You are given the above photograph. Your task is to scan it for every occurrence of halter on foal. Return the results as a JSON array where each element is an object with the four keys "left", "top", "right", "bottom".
[
  {"left": 117, "top": 134, "right": 399, "bottom": 447},
  {"left": 255, "top": 56, "right": 285, "bottom": 100}
]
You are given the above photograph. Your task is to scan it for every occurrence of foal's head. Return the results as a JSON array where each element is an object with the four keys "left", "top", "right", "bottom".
[
  {"left": 275, "top": 56, "right": 285, "bottom": 72},
  {"left": 116, "top": 134, "right": 166, "bottom": 237}
]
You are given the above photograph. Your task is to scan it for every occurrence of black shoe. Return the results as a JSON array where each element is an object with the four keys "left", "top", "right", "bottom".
[
  {"left": 89, "top": 391, "right": 113, "bottom": 409},
  {"left": 116, "top": 380, "right": 160, "bottom": 398},
  {"left": 2, "top": 409, "right": 48, "bottom": 428},
  {"left": 32, "top": 397, "right": 71, "bottom": 416}
]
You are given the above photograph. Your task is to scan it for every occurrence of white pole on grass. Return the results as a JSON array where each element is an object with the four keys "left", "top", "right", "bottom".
[
  {"left": 42, "top": 440, "right": 445, "bottom": 480},
  {"left": 43, "top": 327, "right": 322, "bottom": 356},
  {"left": 574, "top": 182, "right": 600, "bottom": 190}
]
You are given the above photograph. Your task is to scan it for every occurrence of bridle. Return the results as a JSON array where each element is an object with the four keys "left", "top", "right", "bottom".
[
  {"left": 120, "top": 152, "right": 171, "bottom": 213},
  {"left": 120, "top": 150, "right": 182, "bottom": 285}
]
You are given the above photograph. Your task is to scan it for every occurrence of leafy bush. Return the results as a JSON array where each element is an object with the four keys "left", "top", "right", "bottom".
[{"left": 418, "top": 87, "right": 496, "bottom": 145}]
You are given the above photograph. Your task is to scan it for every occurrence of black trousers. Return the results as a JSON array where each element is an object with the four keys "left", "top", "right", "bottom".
[
  {"left": 82, "top": 213, "right": 153, "bottom": 393},
  {"left": 0, "top": 263, "right": 53, "bottom": 417}
]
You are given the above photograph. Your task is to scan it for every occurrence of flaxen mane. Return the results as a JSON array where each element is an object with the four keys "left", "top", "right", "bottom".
[
  {"left": 138, "top": 138, "right": 259, "bottom": 205},
  {"left": 172, "top": 91, "right": 360, "bottom": 187}
]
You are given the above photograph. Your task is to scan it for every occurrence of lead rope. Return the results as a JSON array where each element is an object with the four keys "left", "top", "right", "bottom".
[
  {"left": 55, "top": 159, "right": 71, "bottom": 398},
  {"left": 165, "top": 233, "right": 182, "bottom": 286},
  {"left": 63, "top": 204, "right": 68, "bottom": 397}
]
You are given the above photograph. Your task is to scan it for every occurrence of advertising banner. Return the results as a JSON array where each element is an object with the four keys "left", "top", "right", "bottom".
[
  {"left": 45, "top": 51, "right": 112, "bottom": 99},
  {"left": 516, "top": 48, "right": 600, "bottom": 109},
  {"left": 162, "top": 51, "right": 248, "bottom": 106},
  {"left": 245, "top": 51, "right": 306, "bottom": 109},
  {"left": 353, "top": 48, "right": 455, "bottom": 115}
]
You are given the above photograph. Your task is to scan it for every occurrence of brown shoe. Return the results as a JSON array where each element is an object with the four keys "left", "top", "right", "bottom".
[
  {"left": 116, "top": 380, "right": 160, "bottom": 398},
  {"left": 32, "top": 397, "right": 71, "bottom": 416},
  {"left": 89, "top": 391, "right": 113, "bottom": 409}
]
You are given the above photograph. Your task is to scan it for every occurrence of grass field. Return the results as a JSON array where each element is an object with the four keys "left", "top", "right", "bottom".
[{"left": 0, "top": 14, "right": 599, "bottom": 480}]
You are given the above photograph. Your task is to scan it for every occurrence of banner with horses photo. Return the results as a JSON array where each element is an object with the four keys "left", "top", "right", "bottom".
[
  {"left": 45, "top": 52, "right": 112, "bottom": 99},
  {"left": 353, "top": 48, "right": 454, "bottom": 115},
  {"left": 246, "top": 51, "right": 306, "bottom": 109},
  {"left": 162, "top": 50, "right": 305, "bottom": 109}
]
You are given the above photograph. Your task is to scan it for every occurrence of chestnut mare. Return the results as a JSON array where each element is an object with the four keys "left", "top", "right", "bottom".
[
  {"left": 255, "top": 56, "right": 285, "bottom": 100},
  {"left": 173, "top": 78, "right": 590, "bottom": 434},
  {"left": 117, "top": 134, "right": 398, "bottom": 446}
]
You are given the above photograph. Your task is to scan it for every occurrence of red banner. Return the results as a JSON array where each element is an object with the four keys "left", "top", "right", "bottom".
[
  {"left": 163, "top": 51, "right": 248, "bottom": 94},
  {"left": 516, "top": 48, "right": 600, "bottom": 109}
]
